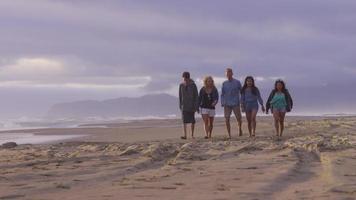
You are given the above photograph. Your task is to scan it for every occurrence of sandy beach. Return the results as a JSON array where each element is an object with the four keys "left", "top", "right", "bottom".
[{"left": 0, "top": 116, "right": 355, "bottom": 200}]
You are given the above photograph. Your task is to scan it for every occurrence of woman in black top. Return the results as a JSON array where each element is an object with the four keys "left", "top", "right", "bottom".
[{"left": 198, "top": 76, "right": 219, "bottom": 139}]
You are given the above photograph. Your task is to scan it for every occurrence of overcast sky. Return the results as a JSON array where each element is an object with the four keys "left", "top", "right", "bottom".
[{"left": 0, "top": 0, "right": 355, "bottom": 117}]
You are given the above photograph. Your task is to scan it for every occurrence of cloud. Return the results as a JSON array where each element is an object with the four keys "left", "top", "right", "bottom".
[
  {"left": 1, "top": 1, "right": 354, "bottom": 84},
  {"left": 0, "top": 0, "right": 356, "bottom": 117},
  {"left": 0, "top": 57, "right": 151, "bottom": 90},
  {"left": 0, "top": 58, "right": 65, "bottom": 78},
  {"left": 0, "top": 80, "right": 150, "bottom": 90}
]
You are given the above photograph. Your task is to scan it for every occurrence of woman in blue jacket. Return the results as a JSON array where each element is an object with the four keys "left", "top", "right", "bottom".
[{"left": 241, "top": 76, "right": 265, "bottom": 137}]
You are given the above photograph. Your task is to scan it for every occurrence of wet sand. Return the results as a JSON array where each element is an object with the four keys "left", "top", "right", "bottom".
[{"left": 0, "top": 116, "right": 355, "bottom": 200}]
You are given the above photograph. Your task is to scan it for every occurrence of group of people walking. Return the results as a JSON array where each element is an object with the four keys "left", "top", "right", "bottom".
[{"left": 179, "top": 68, "right": 293, "bottom": 140}]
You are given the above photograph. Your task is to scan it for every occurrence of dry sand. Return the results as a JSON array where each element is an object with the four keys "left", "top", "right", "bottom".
[{"left": 0, "top": 116, "right": 356, "bottom": 200}]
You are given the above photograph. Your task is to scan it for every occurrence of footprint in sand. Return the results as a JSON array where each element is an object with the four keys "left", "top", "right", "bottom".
[
  {"left": 0, "top": 194, "right": 26, "bottom": 200},
  {"left": 10, "top": 183, "right": 27, "bottom": 187},
  {"left": 55, "top": 183, "right": 71, "bottom": 189},
  {"left": 344, "top": 174, "right": 356, "bottom": 177},
  {"left": 236, "top": 166, "right": 258, "bottom": 170},
  {"left": 216, "top": 184, "right": 230, "bottom": 191},
  {"left": 161, "top": 186, "right": 177, "bottom": 190},
  {"left": 330, "top": 184, "right": 356, "bottom": 194}
]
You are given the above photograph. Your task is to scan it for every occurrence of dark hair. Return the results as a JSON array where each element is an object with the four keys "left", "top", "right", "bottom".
[
  {"left": 274, "top": 79, "right": 287, "bottom": 93},
  {"left": 241, "top": 76, "right": 258, "bottom": 95},
  {"left": 182, "top": 71, "right": 190, "bottom": 79}
]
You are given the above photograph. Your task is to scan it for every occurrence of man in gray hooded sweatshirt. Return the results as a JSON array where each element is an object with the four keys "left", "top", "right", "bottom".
[{"left": 179, "top": 71, "right": 199, "bottom": 139}]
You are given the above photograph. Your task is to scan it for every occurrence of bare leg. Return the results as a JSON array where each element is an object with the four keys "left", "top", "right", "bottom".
[
  {"left": 224, "top": 107, "right": 232, "bottom": 139},
  {"left": 245, "top": 111, "right": 252, "bottom": 137},
  {"left": 209, "top": 117, "right": 214, "bottom": 138},
  {"left": 251, "top": 109, "right": 258, "bottom": 136},
  {"left": 191, "top": 123, "right": 195, "bottom": 138},
  {"left": 182, "top": 123, "right": 188, "bottom": 139},
  {"left": 225, "top": 117, "right": 232, "bottom": 139},
  {"left": 233, "top": 107, "right": 243, "bottom": 136},
  {"left": 273, "top": 111, "right": 280, "bottom": 137},
  {"left": 237, "top": 117, "right": 243, "bottom": 136},
  {"left": 202, "top": 114, "right": 209, "bottom": 138},
  {"left": 279, "top": 112, "right": 286, "bottom": 137}
]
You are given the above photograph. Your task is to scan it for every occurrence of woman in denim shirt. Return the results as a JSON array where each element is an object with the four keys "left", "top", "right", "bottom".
[{"left": 241, "top": 76, "right": 265, "bottom": 137}]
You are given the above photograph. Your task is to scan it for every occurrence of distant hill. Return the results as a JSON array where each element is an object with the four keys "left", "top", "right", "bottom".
[
  {"left": 47, "top": 87, "right": 356, "bottom": 119},
  {"left": 47, "top": 94, "right": 180, "bottom": 119}
]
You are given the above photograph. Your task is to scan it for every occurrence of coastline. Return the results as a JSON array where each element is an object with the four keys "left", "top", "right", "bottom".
[{"left": 1, "top": 115, "right": 355, "bottom": 145}]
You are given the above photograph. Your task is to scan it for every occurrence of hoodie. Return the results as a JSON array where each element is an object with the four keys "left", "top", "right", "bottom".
[{"left": 179, "top": 79, "right": 199, "bottom": 112}]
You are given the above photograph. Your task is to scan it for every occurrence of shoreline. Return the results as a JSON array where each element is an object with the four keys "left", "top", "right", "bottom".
[
  {"left": 0, "top": 133, "right": 86, "bottom": 145},
  {"left": 1, "top": 114, "right": 356, "bottom": 132},
  {"left": 1, "top": 116, "right": 356, "bottom": 145}
]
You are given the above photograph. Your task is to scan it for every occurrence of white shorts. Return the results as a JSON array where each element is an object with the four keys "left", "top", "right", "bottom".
[{"left": 201, "top": 108, "right": 216, "bottom": 117}]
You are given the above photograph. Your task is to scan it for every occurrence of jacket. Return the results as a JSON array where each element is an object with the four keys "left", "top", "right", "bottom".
[
  {"left": 179, "top": 79, "right": 199, "bottom": 112},
  {"left": 198, "top": 87, "right": 219, "bottom": 109},
  {"left": 266, "top": 89, "right": 293, "bottom": 113}
]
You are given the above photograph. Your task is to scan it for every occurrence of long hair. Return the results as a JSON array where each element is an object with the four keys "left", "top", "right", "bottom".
[
  {"left": 203, "top": 76, "right": 216, "bottom": 89},
  {"left": 241, "top": 76, "right": 258, "bottom": 95},
  {"left": 274, "top": 79, "right": 288, "bottom": 93}
]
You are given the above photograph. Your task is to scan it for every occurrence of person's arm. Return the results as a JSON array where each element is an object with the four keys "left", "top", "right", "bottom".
[
  {"left": 198, "top": 88, "right": 203, "bottom": 111},
  {"left": 240, "top": 91, "right": 245, "bottom": 106},
  {"left": 266, "top": 90, "right": 274, "bottom": 114},
  {"left": 289, "top": 91, "right": 293, "bottom": 109},
  {"left": 238, "top": 81, "right": 243, "bottom": 107},
  {"left": 257, "top": 88, "right": 264, "bottom": 106},
  {"left": 286, "top": 89, "right": 293, "bottom": 111},
  {"left": 240, "top": 90, "right": 246, "bottom": 113},
  {"left": 257, "top": 88, "right": 265, "bottom": 113},
  {"left": 212, "top": 88, "right": 219, "bottom": 107},
  {"left": 179, "top": 85, "right": 183, "bottom": 111},
  {"left": 221, "top": 83, "right": 225, "bottom": 107},
  {"left": 193, "top": 84, "right": 199, "bottom": 112}
]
